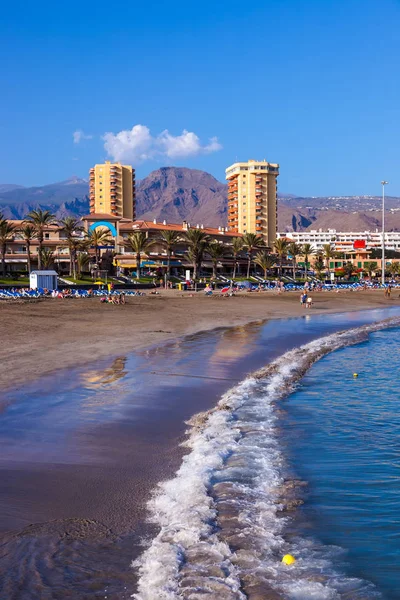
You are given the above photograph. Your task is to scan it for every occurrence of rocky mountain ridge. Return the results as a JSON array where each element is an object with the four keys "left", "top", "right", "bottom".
[{"left": 0, "top": 168, "right": 399, "bottom": 232}]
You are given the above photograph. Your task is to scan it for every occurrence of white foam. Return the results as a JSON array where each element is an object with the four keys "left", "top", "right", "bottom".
[{"left": 132, "top": 319, "right": 400, "bottom": 599}]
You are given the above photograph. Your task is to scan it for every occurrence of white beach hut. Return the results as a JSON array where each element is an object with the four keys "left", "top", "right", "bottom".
[{"left": 29, "top": 270, "right": 58, "bottom": 291}]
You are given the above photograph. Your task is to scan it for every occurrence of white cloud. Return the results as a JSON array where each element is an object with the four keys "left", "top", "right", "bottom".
[
  {"left": 103, "top": 125, "right": 153, "bottom": 162},
  {"left": 73, "top": 130, "right": 93, "bottom": 144},
  {"left": 158, "top": 130, "right": 222, "bottom": 158},
  {"left": 102, "top": 124, "right": 222, "bottom": 163}
]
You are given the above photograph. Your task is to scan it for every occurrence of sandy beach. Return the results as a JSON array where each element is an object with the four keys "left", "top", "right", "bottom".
[{"left": 1, "top": 289, "right": 400, "bottom": 392}]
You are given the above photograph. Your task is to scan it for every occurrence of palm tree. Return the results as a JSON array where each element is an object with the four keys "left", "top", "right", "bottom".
[
  {"left": 387, "top": 262, "right": 400, "bottom": 277},
  {"left": 0, "top": 219, "right": 17, "bottom": 276},
  {"left": 207, "top": 241, "right": 226, "bottom": 279},
  {"left": 124, "top": 231, "right": 154, "bottom": 280},
  {"left": 185, "top": 229, "right": 210, "bottom": 282},
  {"left": 242, "top": 233, "right": 264, "bottom": 279},
  {"left": 343, "top": 261, "right": 355, "bottom": 280},
  {"left": 69, "top": 238, "right": 90, "bottom": 279},
  {"left": 301, "top": 243, "right": 315, "bottom": 281},
  {"left": 77, "top": 252, "right": 91, "bottom": 278},
  {"left": 273, "top": 238, "right": 289, "bottom": 278},
  {"left": 85, "top": 228, "right": 114, "bottom": 265},
  {"left": 254, "top": 251, "right": 275, "bottom": 280},
  {"left": 25, "top": 209, "right": 56, "bottom": 270},
  {"left": 363, "top": 261, "right": 378, "bottom": 278},
  {"left": 39, "top": 248, "right": 54, "bottom": 270},
  {"left": 159, "top": 230, "right": 182, "bottom": 280},
  {"left": 287, "top": 242, "right": 302, "bottom": 280},
  {"left": 59, "top": 217, "right": 84, "bottom": 277},
  {"left": 314, "top": 255, "right": 325, "bottom": 280},
  {"left": 231, "top": 237, "right": 244, "bottom": 280},
  {"left": 323, "top": 244, "right": 336, "bottom": 276},
  {"left": 19, "top": 223, "right": 37, "bottom": 274}
]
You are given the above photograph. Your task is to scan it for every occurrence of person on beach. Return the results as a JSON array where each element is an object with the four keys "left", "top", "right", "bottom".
[{"left": 306, "top": 296, "right": 313, "bottom": 308}]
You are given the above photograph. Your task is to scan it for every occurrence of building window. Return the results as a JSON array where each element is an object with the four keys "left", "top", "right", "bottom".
[{"left": 45, "top": 233, "right": 50, "bottom": 240}]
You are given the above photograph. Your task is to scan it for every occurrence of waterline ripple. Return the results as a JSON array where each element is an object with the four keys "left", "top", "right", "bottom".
[{"left": 132, "top": 317, "right": 400, "bottom": 600}]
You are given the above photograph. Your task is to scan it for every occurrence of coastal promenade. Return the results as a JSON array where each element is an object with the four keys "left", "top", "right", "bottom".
[{"left": 1, "top": 289, "right": 399, "bottom": 392}]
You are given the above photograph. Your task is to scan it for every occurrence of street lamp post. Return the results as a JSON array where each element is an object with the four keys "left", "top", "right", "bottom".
[{"left": 381, "top": 181, "right": 388, "bottom": 286}]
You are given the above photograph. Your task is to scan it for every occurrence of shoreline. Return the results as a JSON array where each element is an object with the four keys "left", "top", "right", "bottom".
[
  {"left": 1, "top": 307, "right": 399, "bottom": 598},
  {"left": 1, "top": 289, "right": 400, "bottom": 393}
]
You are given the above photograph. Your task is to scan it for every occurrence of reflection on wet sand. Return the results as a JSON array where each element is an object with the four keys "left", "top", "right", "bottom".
[
  {"left": 1, "top": 309, "right": 400, "bottom": 599},
  {"left": 81, "top": 356, "right": 128, "bottom": 387}
]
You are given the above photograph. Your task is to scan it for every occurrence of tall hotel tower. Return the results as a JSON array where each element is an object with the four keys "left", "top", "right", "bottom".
[
  {"left": 89, "top": 161, "right": 135, "bottom": 220},
  {"left": 225, "top": 159, "right": 279, "bottom": 246}
]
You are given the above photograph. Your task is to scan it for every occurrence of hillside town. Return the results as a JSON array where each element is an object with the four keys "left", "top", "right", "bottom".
[{"left": 0, "top": 160, "right": 398, "bottom": 288}]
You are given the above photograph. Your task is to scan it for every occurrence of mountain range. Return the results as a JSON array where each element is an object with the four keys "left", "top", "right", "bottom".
[{"left": 1, "top": 167, "right": 399, "bottom": 232}]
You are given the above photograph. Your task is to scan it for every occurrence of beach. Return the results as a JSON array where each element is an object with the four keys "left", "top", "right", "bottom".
[
  {"left": 1, "top": 289, "right": 400, "bottom": 392},
  {"left": 1, "top": 305, "right": 400, "bottom": 599}
]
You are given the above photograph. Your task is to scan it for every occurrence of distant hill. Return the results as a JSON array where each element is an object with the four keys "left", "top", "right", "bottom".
[
  {"left": 136, "top": 167, "right": 227, "bottom": 226},
  {"left": 1, "top": 168, "right": 400, "bottom": 232}
]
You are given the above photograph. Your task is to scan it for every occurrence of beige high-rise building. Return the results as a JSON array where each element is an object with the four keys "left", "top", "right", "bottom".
[
  {"left": 89, "top": 161, "right": 135, "bottom": 219},
  {"left": 226, "top": 159, "right": 279, "bottom": 246}
]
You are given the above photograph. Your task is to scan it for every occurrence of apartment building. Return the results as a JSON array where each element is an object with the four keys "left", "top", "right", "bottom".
[
  {"left": 89, "top": 161, "right": 135, "bottom": 219},
  {"left": 3, "top": 222, "right": 71, "bottom": 272},
  {"left": 279, "top": 229, "right": 400, "bottom": 253},
  {"left": 226, "top": 159, "right": 279, "bottom": 247}
]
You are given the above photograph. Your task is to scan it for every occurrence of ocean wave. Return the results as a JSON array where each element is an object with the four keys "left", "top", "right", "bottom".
[{"left": 132, "top": 318, "right": 400, "bottom": 599}]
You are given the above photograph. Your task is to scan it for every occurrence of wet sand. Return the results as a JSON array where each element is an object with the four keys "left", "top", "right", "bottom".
[
  {"left": 1, "top": 308, "right": 400, "bottom": 599},
  {"left": 0, "top": 289, "right": 399, "bottom": 392}
]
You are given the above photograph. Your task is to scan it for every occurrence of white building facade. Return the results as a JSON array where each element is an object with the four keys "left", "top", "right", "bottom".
[{"left": 278, "top": 229, "right": 400, "bottom": 252}]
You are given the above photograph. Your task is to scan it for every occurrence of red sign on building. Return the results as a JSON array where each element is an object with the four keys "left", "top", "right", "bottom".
[{"left": 353, "top": 239, "right": 366, "bottom": 249}]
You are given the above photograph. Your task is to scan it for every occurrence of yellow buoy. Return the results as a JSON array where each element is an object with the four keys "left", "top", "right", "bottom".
[
  {"left": 281, "top": 554, "right": 296, "bottom": 565},
  {"left": 353, "top": 373, "right": 358, "bottom": 378}
]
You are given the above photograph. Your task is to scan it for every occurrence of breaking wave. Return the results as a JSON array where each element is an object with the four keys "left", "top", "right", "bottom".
[{"left": 132, "top": 318, "right": 400, "bottom": 599}]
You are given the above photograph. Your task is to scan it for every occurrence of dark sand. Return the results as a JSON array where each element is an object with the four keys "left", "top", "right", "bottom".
[
  {"left": 1, "top": 288, "right": 399, "bottom": 392},
  {"left": 1, "top": 294, "right": 400, "bottom": 598}
]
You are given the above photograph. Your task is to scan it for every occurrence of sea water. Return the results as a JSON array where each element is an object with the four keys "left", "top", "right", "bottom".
[
  {"left": 282, "top": 328, "right": 400, "bottom": 600},
  {"left": 2, "top": 309, "right": 400, "bottom": 599},
  {"left": 133, "top": 318, "right": 400, "bottom": 599}
]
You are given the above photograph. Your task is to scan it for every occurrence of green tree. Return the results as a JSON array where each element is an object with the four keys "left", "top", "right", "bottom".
[
  {"left": 0, "top": 219, "right": 17, "bottom": 276},
  {"left": 242, "top": 233, "right": 264, "bottom": 279},
  {"left": 254, "top": 251, "right": 275, "bottom": 280},
  {"left": 207, "top": 241, "right": 226, "bottom": 279},
  {"left": 19, "top": 223, "right": 38, "bottom": 274},
  {"left": 69, "top": 238, "right": 90, "bottom": 279},
  {"left": 273, "top": 238, "right": 289, "bottom": 278},
  {"left": 85, "top": 228, "right": 114, "bottom": 265},
  {"left": 159, "top": 230, "right": 182, "bottom": 280},
  {"left": 25, "top": 209, "right": 57, "bottom": 270},
  {"left": 387, "top": 262, "right": 400, "bottom": 277},
  {"left": 363, "top": 261, "right": 378, "bottom": 278},
  {"left": 287, "top": 242, "right": 302, "bottom": 280},
  {"left": 124, "top": 231, "right": 154, "bottom": 280},
  {"left": 343, "top": 261, "right": 355, "bottom": 280},
  {"left": 185, "top": 228, "right": 210, "bottom": 282},
  {"left": 231, "top": 237, "right": 244, "bottom": 280},
  {"left": 301, "top": 243, "right": 315, "bottom": 280},
  {"left": 59, "top": 217, "right": 84, "bottom": 277},
  {"left": 314, "top": 255, "right": 325, "bottom": 280},
  {"left": 323, "top": 243, "right": 336, "bottom": 276},
  {"left": 77, "top": 252, "right": 91, "bottom": 278},
  {"left": 39, "top": 248, "right": 54, "bottom": 270}
]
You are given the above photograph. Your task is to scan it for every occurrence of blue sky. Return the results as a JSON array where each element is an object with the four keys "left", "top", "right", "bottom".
[{"left": 1, "top": 0, "right": 399, "bottom": 196}]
